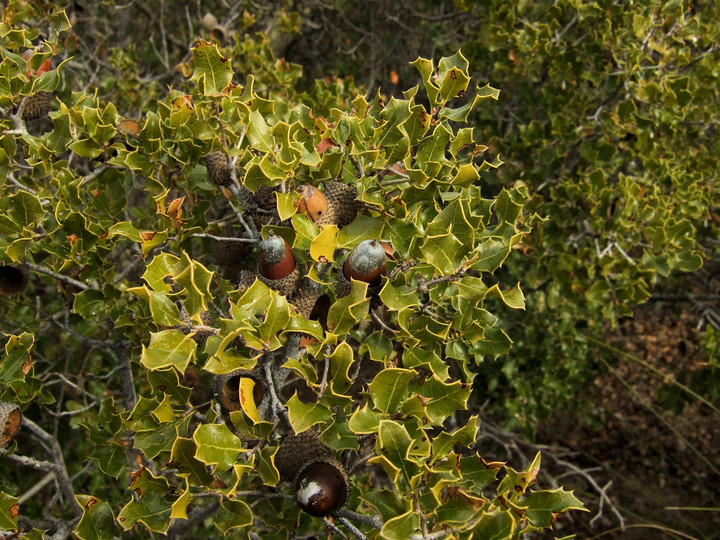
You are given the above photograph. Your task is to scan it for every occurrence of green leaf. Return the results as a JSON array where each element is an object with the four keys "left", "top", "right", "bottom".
[
  {"left": 190, "top": 40, "right": 233, "bottom": 95},
  {"left": 380, "top": 510, "right": 420, "bottom": 540},
  {"left": 521, "top": 488, "right": 587, "bottom": 527},
  {"left": 140, "top": 330, "right": 197, "bottom": 372},
  {"left": 74, "top": 495, "right": 116, "bottom": 540},
  {"left": 168, "top": 437, "right": 214, "bottom": 487},
  {"left": 286, "top": 392, "right": 331, "bottom": 432},
  {"left": 411, "top": 375, "right": 471, "bottom": 425},
  {"left": 193, "top": 423, "right": 246, "bottom": 471},
  {"left": 214, "top": 499, "right": 253, "bottom": 533},
  {"left": 0, "top": 491, "right": 18, "bottom": 530},
  {"left": 117, "top": 490, "right": 172, "bottom": 534},
  {"left": 369, "top": 368, "right": 415, "bottom": 414},
  {"left": 6, "top": 191, "right": 44, "bottom": 228},
  {"left": 174, "top": 252, "right": 213, "bottom": 319},
  {"left": 327, "top": 280, "right": 371, "bottom": 335}
]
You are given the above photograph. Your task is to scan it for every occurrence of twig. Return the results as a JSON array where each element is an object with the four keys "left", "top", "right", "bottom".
[
  {"left": 190, "top": 232, "right": 256, "bottom": 243},
  {"left": 22, "top": 418, "right": 81, "bottom": 516},
  {"left": 317, "top": 351, "right": 331, "bottom": 398},
  {"left": 413, "top": 491, "right": 429, "bottom": 539},
  {"left": 335, "top": 508, "right": 383, "bottom": 530},
  {"left": 0, "top": 448, "right": 61, "bottom": 473},
  {"left": 17, "top": 471, "right": 56, "bottom": 504},
  {"left": 371, "top": 308, "right": 397, "bottom": 335},
  {"left": 325, "top": 517, "right": 349, "bottom": 539},
  {"left": 24, "top": 262, "right": 100, "bottom": 291},
  {"left": 337, "top": 516, "right": 366, "bottom": 539},
  {"left": 108, "top": 347, "right": 137, "bottom": 411},
  {"left": 263, "top": 357, "right": 289, "bottom": 423},
  {"left": 79, "top": 163, "right": 111, "bottom": 187}
]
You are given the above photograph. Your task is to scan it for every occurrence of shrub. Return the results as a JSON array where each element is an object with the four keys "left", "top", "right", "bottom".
[{"left": 0, "top": 3, "right": 584, "bottom": 538}]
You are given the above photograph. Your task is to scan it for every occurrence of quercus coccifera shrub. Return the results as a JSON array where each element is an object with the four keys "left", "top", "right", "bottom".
[{"left": 0, "top": 3, "right": 585, "bottom": 538}]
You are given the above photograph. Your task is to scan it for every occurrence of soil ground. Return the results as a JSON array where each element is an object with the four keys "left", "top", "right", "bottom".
[{"left": 536, "top": 300, "right": 720, "bottom": 539}]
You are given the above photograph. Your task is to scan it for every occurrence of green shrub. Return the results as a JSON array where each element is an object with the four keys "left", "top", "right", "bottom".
[{"left": 0, "top": 3, "right": 584, "bottom": 538}]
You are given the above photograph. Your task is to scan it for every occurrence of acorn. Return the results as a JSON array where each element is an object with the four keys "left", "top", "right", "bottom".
[
  {"left": 275, "top": 429, "right": 350, "bottom": 517},
  {"left": 0, "top": 401, "right": 22, "bottom": 447},
  {"left": 296, "top": 185, "right": 329, "bottom": 223},
  {"left": 21, "top": 92, "right": 50, "bottom": 121},
  {"left": 257, "top": 231, "right": 300, "bottom": 296},
  {"left": 205, "top": 151, "right": 233, "bottom": 187},
  {"left": 295, "top": 459, "right": 350, "bottom": 517},
  {"left": 212, "top": 369, "right": 265, "bottom": 414},
  {"left": 0, "top": 264, "right": 29, "bottom": 295},
  {"left": 335, "top": 239, "right": 388, "bottom": 298},
  {"left": 201, "top": 12, "right": 219, "bottom": 30}
]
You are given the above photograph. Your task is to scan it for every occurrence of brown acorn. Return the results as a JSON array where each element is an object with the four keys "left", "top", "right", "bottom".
[
  {"left": 296, "top": 185, "right": 330, "bottom": 223},
  {"left": 0, "top": 264, "right": 29, "bottom": 295},
  {"left": 205, "top": 151, "right": 233, "bottom": 187},
  {"left": 275, "top": 429, "right": 350, "bottom": 517},
  {"left": 335, "top": 239, "right": 388, "bottom": 298},
  {"left": 295, "top": 458, "right": 350, "bottom": 517},
  {"left": 21, "top": 92, "right": 50, "bottom": 121},
  {"left": 257, "top": 231, "right": 300, "bottom": 296},
  {"left": 212, "top": 369, "right": 265, "bottom": 414},
  {"left": 0, "top": 401, "right": 22, "bottom": 447}
]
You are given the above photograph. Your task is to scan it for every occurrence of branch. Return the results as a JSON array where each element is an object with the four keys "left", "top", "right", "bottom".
[
  {"left": 24, "top": 262, "right": 100, "bottom": 291},
  {"left": 335, "top": 508, "right": 383, "bottom": 531},
  {"left": 22, "top": 418, "right": 81, "bottom": 517}
]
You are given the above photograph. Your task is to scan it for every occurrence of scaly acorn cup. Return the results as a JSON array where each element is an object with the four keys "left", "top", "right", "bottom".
[
  {"left": 211, "top": 224, "right": 252, "bottom": 269},
  {"left": 212, "top": 369, "right": 265, "bottom": 414},
  {"left": 324, "top": 181, "right": 359, "bottom": 227},
  {"left": 335, "top": 239, "right": 388, "bottom": 298},
  {"left": 205, "top": 151, "right": 233, "bottom": 187},
  {"left": 257, "top": 231, "right": 301, "bottom": 296},
  {"left": 275, "top": 430, "right": 350, "bottom": 517},
  {"left": 0, "top": 401, "right": 22, "bottom": 447},
  {"left": 289, "top": 290, "right": 330, "bottom": 347},
  {"left": 0, "top": 264, "right": 29, "bottom": 295},
  {"left": 21, "top": 92, "right": 51, "bottom": 121}
]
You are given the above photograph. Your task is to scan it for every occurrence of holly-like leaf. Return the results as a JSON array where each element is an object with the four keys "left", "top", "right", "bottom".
[
  {"left": 368, "top": 368, "right": 415, "bottom": 414},
  {"left": 140, "top": 330, "right": 197, "bottom": 372},
  {"left": 190, "top": 40, "right": 233, "bottom": 95},
  {"left": 117, "top": 490, "right": 172, "bottom": 534},
  {"left": 74, "top": 495, "right": 116, "bottom": 540},
  {"left": 286, "top": 392, "right": 331, "bottom": 432},
  {"left": 0, "top": 491, "right": 18, "bottom": 530},
  {"left": 193, "top": 423, "right": 246, "bottom": 471},
  {"left": 214, "top": 499, "right": 253, "bottom": 533},
  {"left": 521, "top": 488, "right": 587, "bottom": 527}
]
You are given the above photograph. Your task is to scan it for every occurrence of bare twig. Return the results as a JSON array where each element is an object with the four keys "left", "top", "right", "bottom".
[{"left": 24, "top": 262, "right": 100, "bottom": 291}]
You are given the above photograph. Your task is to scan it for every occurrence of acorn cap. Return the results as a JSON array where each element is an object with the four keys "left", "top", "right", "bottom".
[
  {"left": 344, "top": 239, "right": 387, "bottom": 286},
  {"left": 295, "top": 457, "right": 350, "bottom": 517},
  {"left": 325, "top": 181, "right": 358, "bottom": 227},
  {"left": 21, "top": 92, "right": 50, "bottom": 121},
  {"left": 275, "top": 429, "right": 332, "bottom": 482},
  {"left": 0, "top": 264, "right": 29, "bottom": 295},
  {"left": 0, "top": 401, "right": 22, "bottom": 447},
  {"left": 212, "top": 225, "right": 252, "bottom": 268},
  {"left": 205, "top": 151, "right": 233, "bottom": 187},
  {"left": 212, "top": 370, "right": 264, "bottom": 413}
]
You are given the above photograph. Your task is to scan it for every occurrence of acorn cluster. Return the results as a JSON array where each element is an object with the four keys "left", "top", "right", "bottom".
[{"left": 275, "top": 429, "right": 350, "bottom": 517}]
